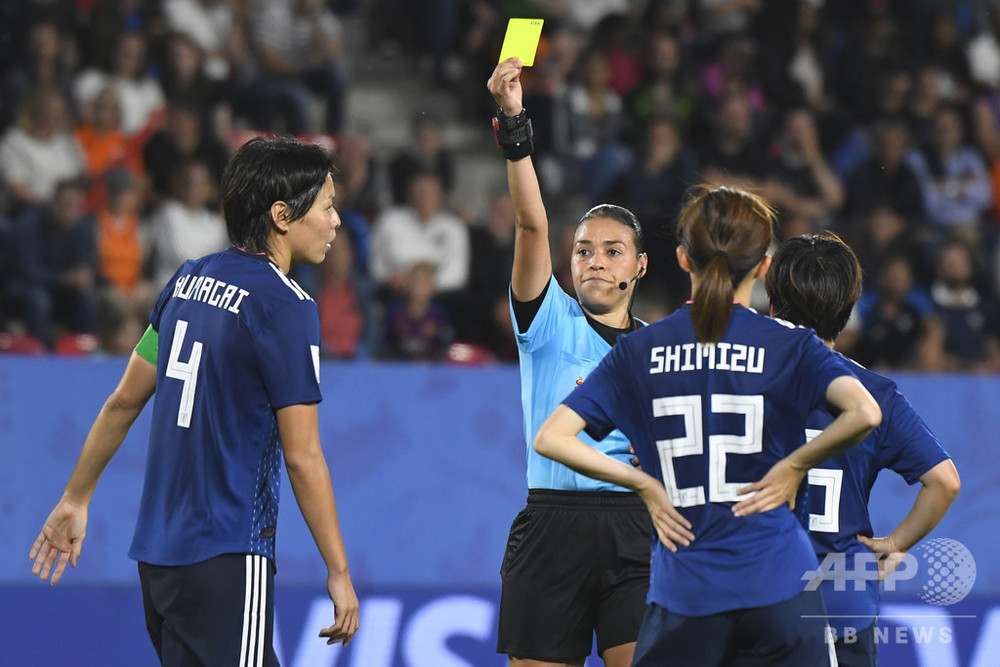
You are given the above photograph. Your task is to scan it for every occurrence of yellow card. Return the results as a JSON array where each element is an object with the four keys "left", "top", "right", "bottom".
[{"left": 498, "top": 18, "right": 544, "bottom": 66}]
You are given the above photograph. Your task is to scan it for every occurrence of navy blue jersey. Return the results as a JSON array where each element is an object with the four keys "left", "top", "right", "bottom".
[
  {"left": 129, "top": 248, "right": 322, "bottom": 566},
  {"left": 563, "top": 305, "right": 858, "bottom": 616},
  {"left": 798, "top": 358, "right": 950, "bottom": 633}
]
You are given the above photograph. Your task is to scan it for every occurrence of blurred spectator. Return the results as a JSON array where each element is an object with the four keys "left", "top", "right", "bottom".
[
  {"left": 158, "top": 31, "right": 225, "bottom": 122},
  {"left": 73, "top": 29, "right": 165, "bottom": 137},
  {"left": 843, "top": 117, "right": 925, "bottom": 230},
  {"left": 316, "top": 225, "right": 378, "bottom": 359},
  {"left": 919, "top": 10, "right": 972, "bottom": 103},
  {"left": 588, "top": 12, "right": 642, "bottom": 98},
  {"left": 698, "top": 31, "right": 765, "bottom": 111},
  {"left": 697, "top": 88, "right": 768, "bottom": 187},
  {"left": 562, "top": 48, "right": 631, "bottom": 202},
  {"left": 767, "top": 107, "right": 845, "bottom": 228},
  {"left": 0, "top": 86, "right": 85, "bottom": 213},
  {"left": 972, "top": 86, "right": 1000, "bottom": 227},
  {"left": 335, "top": 130, "right": 389, "bottom": 232},
  {"left": 908, "top": 64, "right": 945, "bottom": 147},
  {"left": 380, "top": 261, "right": 453, "bottom": 361},
  {"left": 453, "top": 189, "right": 516, "bottom": 356},
  {"left": 147, "top": 159, "right": 228, "bottom": 290},
  {"left": 370, "top": 171, "right": 469, "bottom": 296},
  {"left": 627, "top": 30, "right": 694, "bottom": 140},
  {"left": 143, "top": 99, "right": 231, "bottom": 206},
  {"left": 758, "top": 0, "right": 829, "bottom": 112},
  {"left": 694, "top": 0, "right": 762, "bottom": 41},
  {"left": 843, "top": 254, "right": 933, "bottom": 371},
  {"left": 246, "top": 0, "right": 347, "bottom": 135},
  {"left": 96, "top": 287, "right": 145, "bottom": 355},
  {"left": 851, "top": 205, "right": 923, "bottom": 286},
  {"left": 76, "top": 0, "right": 166, "bottom": 72},
  {"left": 94, "top": 168, "right": 151, "bottom": 314},
  {"left": 907, "top": 104, "right": 993, "bottom": 237},
  {"left": 388, "top": 113, "right": 454, "bottom": 205},
  {"left": 607, "top": 114, "right": 696, "bottom": 305},
  {"left": 8, "top": 178, "right": 98, "bottom": 345},
  {"left": 924, "top": 239, "right": 1000, "bottom": 372},
  {"left": 74, "top": 85, "right": 146, "bottom": 210},
  {"left": 830, "top": 6, "right": 905, "bottom": 122},
  {"left": 0, "top": 20, "right": 77, "bottom": 131},
  {"left": 967, "top": 3, "right": 1000, "bottom": 90},
  {"left": 162, "top": 0, "right": 243, "bottom": 82}
]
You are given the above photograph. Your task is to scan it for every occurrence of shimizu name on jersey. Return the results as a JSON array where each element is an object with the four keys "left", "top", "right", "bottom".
[
  {"left": 172, "top": 273, "right": 250, "bottom": 314},
  {"left": 649, "top": 342, "right": 765, "bottom": 374}
]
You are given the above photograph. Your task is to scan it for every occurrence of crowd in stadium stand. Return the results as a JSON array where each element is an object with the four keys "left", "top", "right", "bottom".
[{"left": 1, "top": 0, "right": 999, "bottom": 373}]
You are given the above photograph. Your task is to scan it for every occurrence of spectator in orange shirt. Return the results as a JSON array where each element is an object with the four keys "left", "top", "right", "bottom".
[
  {"left": 95, "top": 168, "right": 151, "bottom": 315},
  {"left": 75, "top": 86, "right": 145, "bottom": 210}
]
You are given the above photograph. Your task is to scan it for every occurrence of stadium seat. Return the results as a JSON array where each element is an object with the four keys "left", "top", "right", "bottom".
[
  {"left": 445, "top": 342, "right": 496, "bottom": 366},
  {"left": 0, "top": 332, "right": 46, "bottom": 355},
  {"left": 53, "top": 333, "right": 99, "bottom": 356}
]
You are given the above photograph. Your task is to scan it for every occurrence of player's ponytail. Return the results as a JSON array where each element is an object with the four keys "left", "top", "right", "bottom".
[{"left": 676, "top": 185, "right": 775, "bottom": 343}]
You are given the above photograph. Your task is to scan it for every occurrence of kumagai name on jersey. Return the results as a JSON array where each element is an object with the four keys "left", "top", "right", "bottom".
[
  {"left": 563, "top": 305, "right": 859, "bottom": 616},
  {"left": 130, "top": 247, "right": 323, "bottom": 568},
  {"left": 171, "top": 272, "right": 251, "bottom": 314}
]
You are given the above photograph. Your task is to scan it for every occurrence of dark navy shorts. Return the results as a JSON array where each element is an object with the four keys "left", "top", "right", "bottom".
[
  {"left": 832, "top": 618, "right": 877, "bottom": 667},
  {"left": 497, "top": 489, "right": 651, "bottom": 662},
  {"left": 138, "top": 553, "right": 277, "bottom": 667},
  {"left": 632, "top": 589, "right": 836, "bottom": 667}
]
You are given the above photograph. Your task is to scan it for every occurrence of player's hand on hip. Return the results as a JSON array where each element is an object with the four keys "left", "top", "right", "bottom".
[
  {"left": 487, "top": 57, "right": 524, "bottom": 117},
  {"left": 320, "top": 570, "right": 360, "bottom": 646},
  {"left": 732, "top": 458, "right": 806, "bottom": 517},
  {"left": 29, "top": 498, "right": 88, "bottom": 585},
  {"left": 637, "top": 473, "right": 694, "bottom": 553},
  {"left": 857, "top": 534, "right": 906, "bottom": 582}
]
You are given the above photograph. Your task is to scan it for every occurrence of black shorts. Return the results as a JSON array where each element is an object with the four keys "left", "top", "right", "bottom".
[
  {"left": 632, "top": 589, "right": 836, "bottom": 667},
  {"left": 138, "top": 553, "right": 278, "bottom": 667},
  {"left": 497, "top": 489, "right": 651, "bottom": 662}
]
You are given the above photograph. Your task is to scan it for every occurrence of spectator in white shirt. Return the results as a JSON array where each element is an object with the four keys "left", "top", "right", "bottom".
[
  {"left": 370, "top": 171, "right": 469, "bottom": 296},
  {"left": 148, "top": 159, "right": 229, "bottom": 290}
]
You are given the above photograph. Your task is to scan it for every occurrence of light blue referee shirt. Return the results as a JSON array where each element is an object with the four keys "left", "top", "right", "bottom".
[{"left": 511, "top": 275, "right": 637, "bottom": 491}]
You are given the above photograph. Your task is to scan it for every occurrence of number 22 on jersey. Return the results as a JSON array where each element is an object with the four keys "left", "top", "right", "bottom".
[
  {"left": 165, "top": 319, "right": 203, "bottom": 428},
  {"left": 653, "top": 394, "right": 764, "bottom": 507}
]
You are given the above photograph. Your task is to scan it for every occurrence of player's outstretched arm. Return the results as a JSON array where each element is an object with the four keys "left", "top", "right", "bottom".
[
  {"left": 858, "top": 459, "right": 960, "bottom": 581},
  {"left": 733, "top": 375, "right": 881, "bottom": 516},
  {"left": 487, "top": 57, "right": 551, "bottom": 303},
  {"left": 30, "top": 350, "right": 157, "bottom": 584},
  {"left": 278, "top": 403, "right": 360, "bottom": 646},
  {"left": 535, "top": 405, "right": 695, "bottom": 552}
]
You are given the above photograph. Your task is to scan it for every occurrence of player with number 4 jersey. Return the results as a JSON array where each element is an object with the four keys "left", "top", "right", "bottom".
[
  {"left": 767, "top": 233, "right": 960, "bottom": 667},
  {"left": 30, "top": 137, "right": 360, "bottom": 666},
  {"left": 535, "top": 185, "right": 883, "bottom": 666}
]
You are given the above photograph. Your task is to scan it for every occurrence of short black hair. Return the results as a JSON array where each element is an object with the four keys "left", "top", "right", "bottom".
[
  {"left": 221, "top": 136, "right": 335, "bottom": 254},
  {"left": 766, "top": 233, "right": 862, "bottom": 342},
  {"left": 578, "top": 203, "right": 644, "bottom": 255}
]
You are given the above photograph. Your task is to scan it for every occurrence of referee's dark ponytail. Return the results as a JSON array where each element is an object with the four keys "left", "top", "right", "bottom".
[{"left": 676, "top": 185, "right": 775, "bottom": 343}]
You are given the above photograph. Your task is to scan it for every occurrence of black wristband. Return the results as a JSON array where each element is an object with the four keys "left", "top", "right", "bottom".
[{"left": 492, "top": 108, "right": 534, "bottom": 161}]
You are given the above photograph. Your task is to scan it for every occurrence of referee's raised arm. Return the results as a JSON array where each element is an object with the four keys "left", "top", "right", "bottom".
[{"left": 488, "top": 58, "right": 551, "bottom": 303}]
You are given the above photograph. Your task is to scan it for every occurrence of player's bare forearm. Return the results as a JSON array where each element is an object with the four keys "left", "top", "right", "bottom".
[
  {"left": 787, "top": 376, "right": 881, "bottom": 471},
  {"left": 508, "top": 158, "right": 552, "bottom": 301},
  {"left": 278, "top": 404, "right": 351, "bottom": 575},
  {"left": 64, "top": 351, "right": 156, "bottom": 503},
  {"left": 534, "top": 405, "right": 694, "bottom": 550},
  {"left": 880, "top": 459, "right": 960, "bottom": 553},
  {"left": 733, "top": 376, "right": 880, "bottom": 515}
]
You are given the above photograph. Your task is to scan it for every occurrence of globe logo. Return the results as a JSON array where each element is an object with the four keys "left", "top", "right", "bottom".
[{"left": 912, "top": 538, "right": 977, "bottom": 606}]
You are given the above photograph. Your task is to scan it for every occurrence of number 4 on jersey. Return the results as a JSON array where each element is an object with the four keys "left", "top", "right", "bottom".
[{"left": 165, "top": 319, "right": 203, "bottom": 428}]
